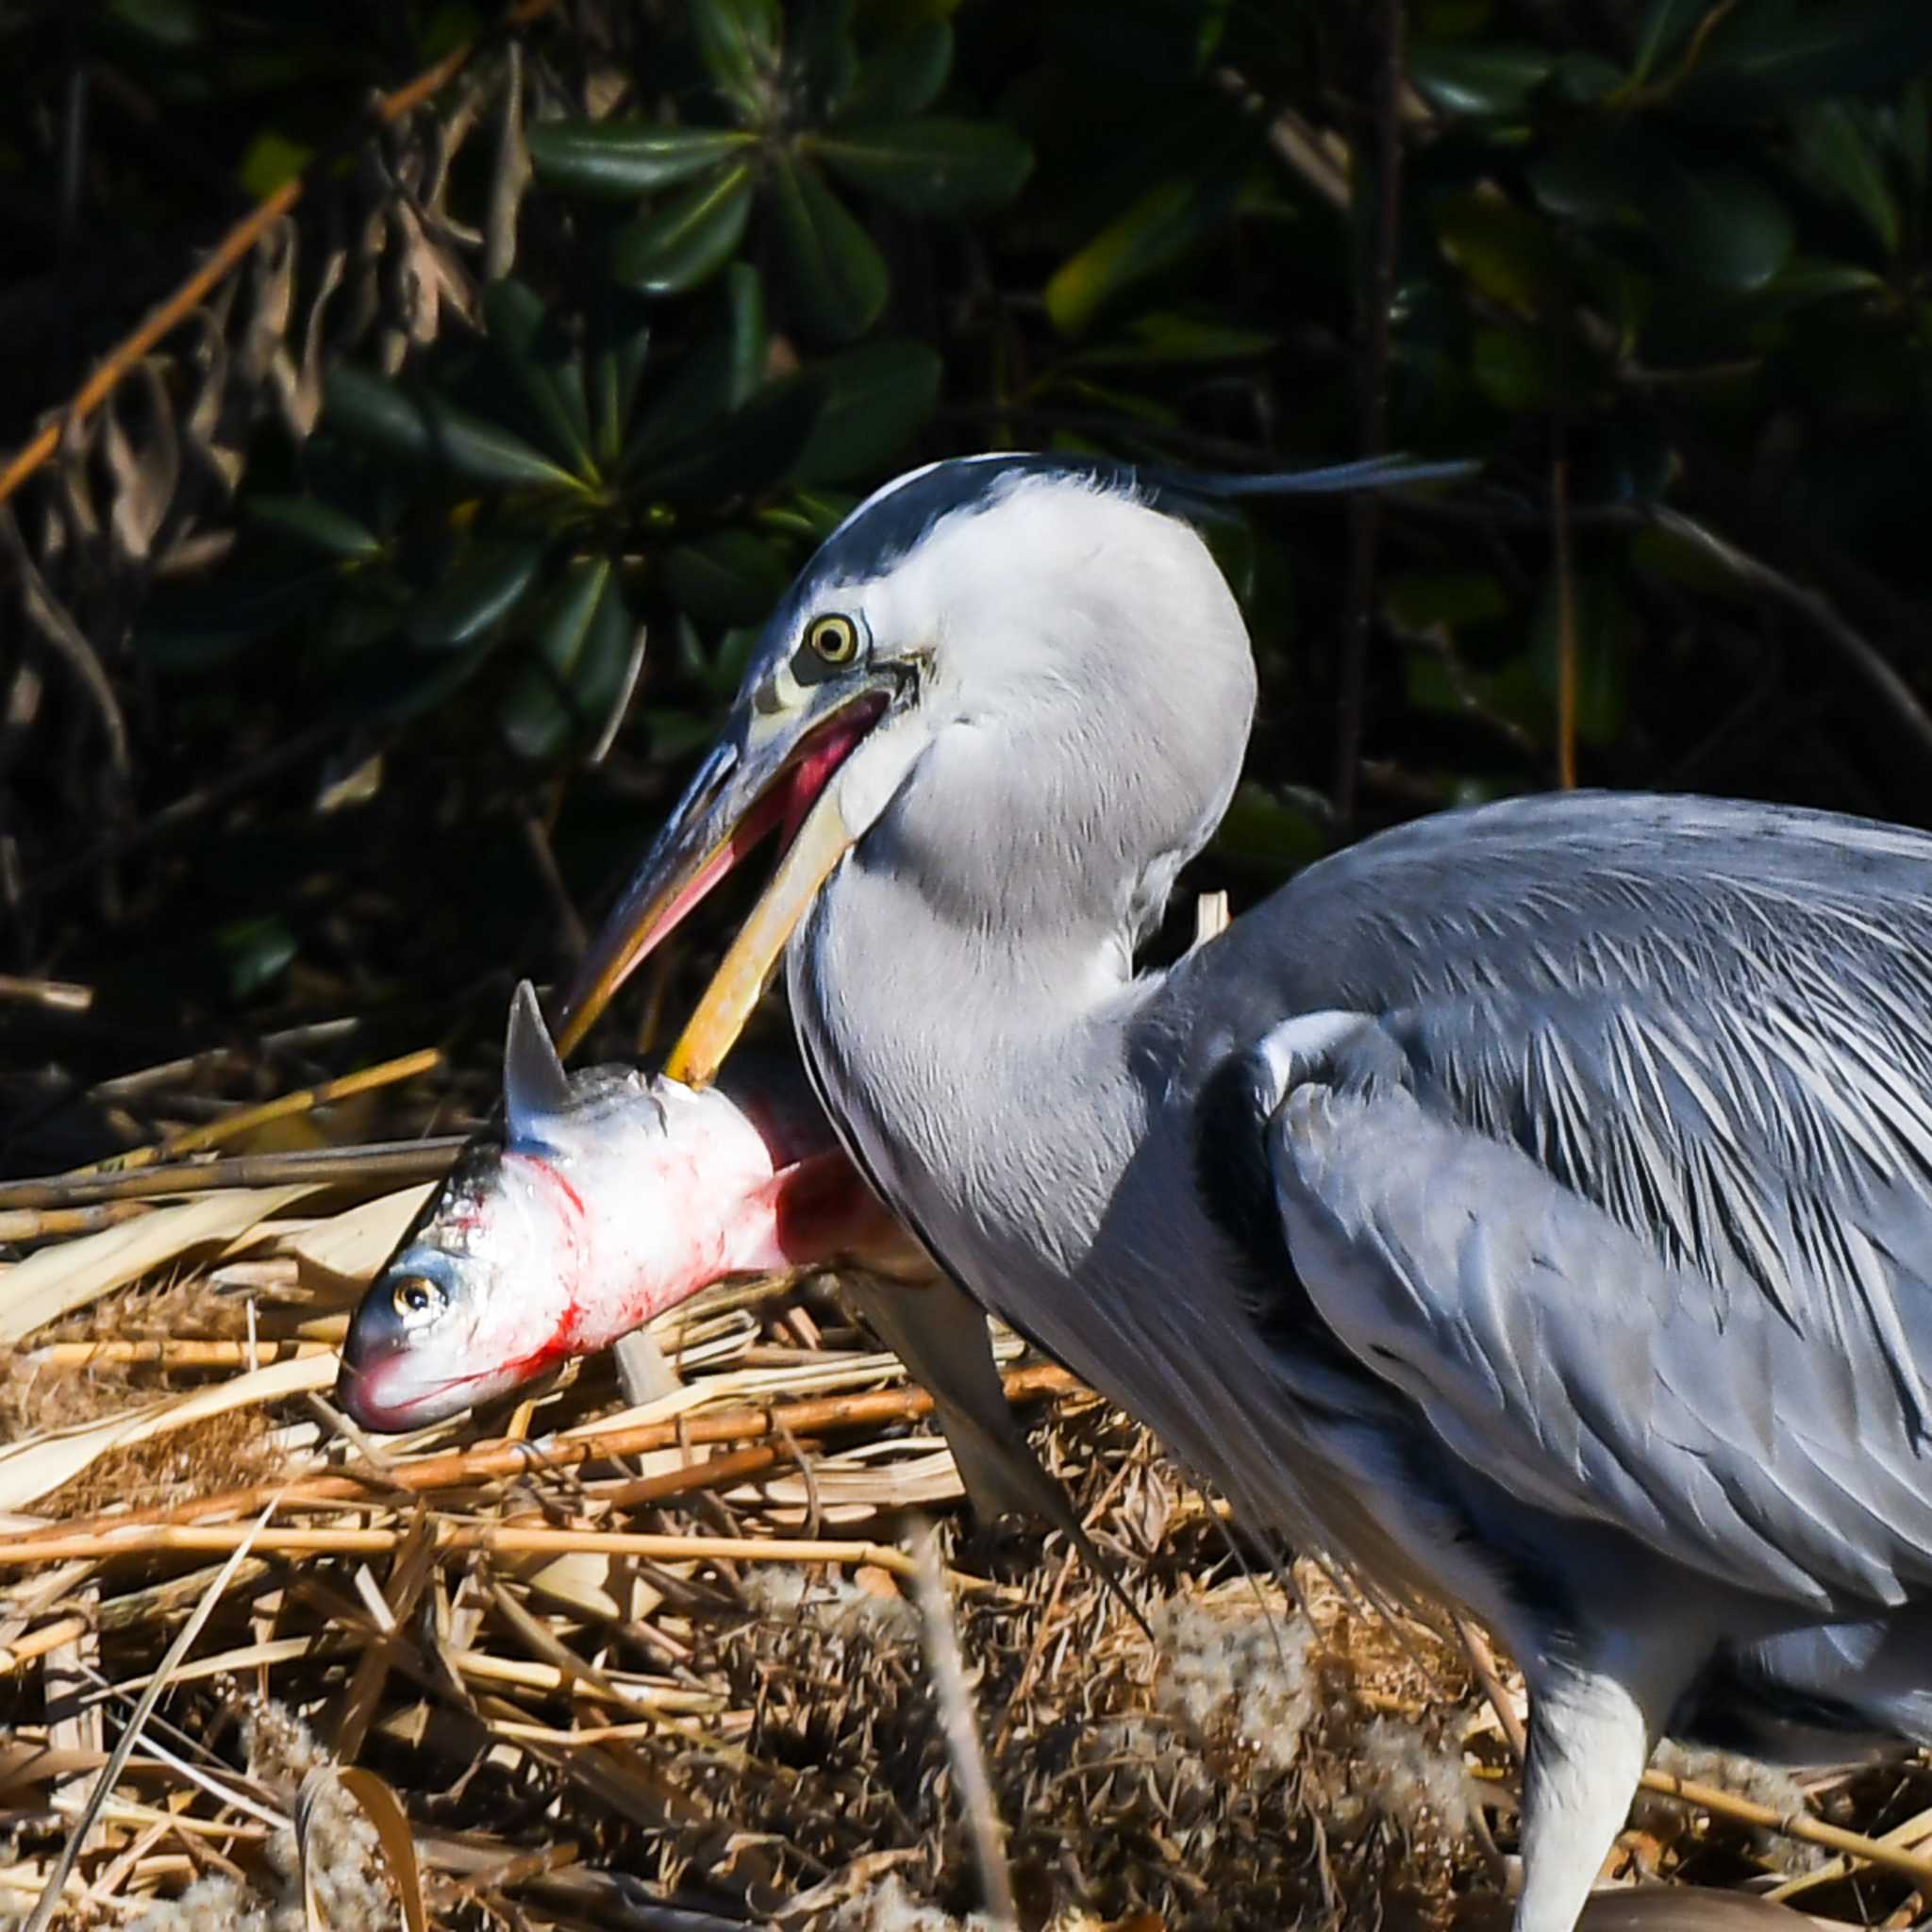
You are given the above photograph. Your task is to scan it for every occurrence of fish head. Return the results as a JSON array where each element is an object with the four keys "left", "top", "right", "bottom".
[
  {"left": 336, "top": 1134, "right": 598, "bottom": 1431},
  {"left": 335, "top": 985, "right": 784, "bottom": 1431}
]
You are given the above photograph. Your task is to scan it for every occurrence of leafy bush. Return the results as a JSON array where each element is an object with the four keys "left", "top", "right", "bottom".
[{"left": 2, "top": 0, "right": 1930, "bottom": 1026}]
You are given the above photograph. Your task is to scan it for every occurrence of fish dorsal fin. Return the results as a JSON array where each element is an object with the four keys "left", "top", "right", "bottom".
[{"left": 504, "top": 980, "right": 572, "bottom": 1141}]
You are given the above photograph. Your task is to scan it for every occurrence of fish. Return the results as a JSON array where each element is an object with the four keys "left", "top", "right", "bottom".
[
  {"left": 333, "top": 985, "right": 1124, "bottom": 1584},
  {"left": 335, "top": 982, "right": 917, "bottom": 1433}
]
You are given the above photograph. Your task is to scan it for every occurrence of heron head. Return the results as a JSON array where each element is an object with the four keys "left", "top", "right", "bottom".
[{"left": 556, "top": 450, "right": 1468, "bottom": 1076}]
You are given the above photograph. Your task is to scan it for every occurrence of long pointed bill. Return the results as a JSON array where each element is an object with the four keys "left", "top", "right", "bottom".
[
  {"left": 557, "top": 695, "right": 885, "bottom": 1060},
  {"left": 664, "top": 786, "right": 856, "bottom": 1084}
]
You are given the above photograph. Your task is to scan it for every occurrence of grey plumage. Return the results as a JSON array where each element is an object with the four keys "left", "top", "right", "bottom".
[{"left": 562, "top": 457, "right": 1932, "bottom": 1932}]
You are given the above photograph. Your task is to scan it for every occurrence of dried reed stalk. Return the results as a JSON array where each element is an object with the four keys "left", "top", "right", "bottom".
[
  {"left": 0, "top": 1521, "right": 1019, "bottom": 1591},
  {"left": 9, "top": 1367, "right": 1082, "bottom": 1548}
]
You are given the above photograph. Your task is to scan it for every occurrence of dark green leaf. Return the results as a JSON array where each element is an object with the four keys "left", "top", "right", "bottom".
[
  {"left": 1471, "top": 327, "right": 1564, "bottom": 414},
  {"left": 1762, "top": 258, "right": 1888, "bottom": 306},
  {"left": 645, "top": 706, "right": 724, "bottom": 760},
  {"left": 775, "top": 489, "right": 858, "bottom": 541},
  {"left": 1794, "top": 102, "right": 1900, "bottom": 257},
  {"left": 722, "top": 260, "right": 769, "bottom": 412},
  {"left": 1530, "top": 131, "right": 1791, "bottom": 291},
  {"left": 238, "top": 131, "right": 311, "bottom": 200},
  {"left": 215, "top": 915, "right": 297, "bottom": 1001},
  {"left": 369, "top": 638, "right": 509, "bottom": 725},
  {"left": 407, "top": 541, "right": 544, "bottom": 650},
  {"left": 106, "top": 0, "right": 205, "bottom": 47},
  {"left": 842, "top": 20, "right": 952, "bottom": 122},
  {"left": 769, "top": 158, "right": 889, "bottom": 343},
  {"left": 1528, "top": 135, "right": 1641, "bottom": 227},
  {"left": 1384, "top": 572, "right": 1511, "bottom": 632},
  {"left": 482, "top": 278, "right": 595, "bottom": 476},
  {"left": 319, "top": 587, "right": 408, "bottom": 663},
  {"left": 690, "top": 0, "right": 782, "bottom": 123},
  {"left": 1681, "top": 5, "right": 1932, "bottom": 116},
  {"left": 140, "top": 568, "right": 337, "bottom": 670},
  {"left": 661, "top": 528, "right": 792, "bottom": 625},
  {"left": 526, "top": 120, "right": 755, "bottom": 198},
  {"left": 1047, "top": 374, "right": 1179, "bottom": 427},
  {"left": 325, "top": 366, "right": 585, "bottom": 492},
  {"left": 632, "top": 374, "right": 823, "bottom": 500},
  {"left": 588, "top": 291, "right": 653, "bottom": 469},
  {"left": 815, "top": 118, "right": 1032, "bottom": 216},
  {"left": 500, "top": 557, "right": 635, "bottom": 759},
  {"left": 1551, "top": 52, "right": 1621, "bottom": 105},
  {"left": 1070, "top": 311, "right": 1277, "bottom": 367},
  {"left": 1651, "top": 162, "right": 1793, "bottom": 291},
  {"left": 1407, "top": 42, "right": 1554, "bottom": 116},
  {"left": 631, "top": 264, "right": 767, "bottom": 459},
  {"left": 712, "top": 623, "right": 760, "bottom": 691},
  {"left": 794, "top": 340, "right": 941, "bottom": 484},
  {"left": 1628, "top": 0, "right": 1702, "bottom": 85},
  {"left": 1897, "top": 75, "right": 1930, "bottom": 196},
  {"left": 611, "top": 162, "right": 756, "bottom": 296},
  {"left": 1210, "top": 782, "right": 1324, "bottom": 878},
  {"left": 323, "top": 364, "right": 435, "bottom": 461},
  {"left": 1045, "top": 163, "right": 1245, "bottom": 337},
  {"left": 790, "top": 0, "right": 858, "bottom": 118},
  {"left": 242, "top": 495, "right": 383, "bottom": 561},
  {"left": 1433, "top": 192, "right": 1573, "bottom": 313}
]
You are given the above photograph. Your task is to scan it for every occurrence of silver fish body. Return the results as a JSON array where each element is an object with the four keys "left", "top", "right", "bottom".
[{"left": 336, "top": 986, "right": 864, "bottom": 1431}]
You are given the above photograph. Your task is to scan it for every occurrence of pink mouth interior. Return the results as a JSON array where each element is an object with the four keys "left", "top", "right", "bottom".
[
  {"left": 627, "top": 699, "right": 886, "bottom": 980},
  {"left": 777, "top": 700, "right": 883, "bottom": 843}
]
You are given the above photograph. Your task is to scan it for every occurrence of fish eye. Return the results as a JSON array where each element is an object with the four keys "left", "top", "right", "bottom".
[
  {"left": 391, "top": 1274, "right": 446, "bottom": 1322},
  {"left": 806, "top": 612, "right": 860, "bottom": 666}
]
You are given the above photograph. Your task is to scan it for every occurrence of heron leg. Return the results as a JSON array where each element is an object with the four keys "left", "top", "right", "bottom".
[{"left": 1513, "top": 1663, "right": 1659, "bottom": 1932}]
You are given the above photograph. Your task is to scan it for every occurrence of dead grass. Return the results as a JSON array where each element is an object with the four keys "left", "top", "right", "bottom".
[{"left": 4, "top": 1149, "right": 1929, "bottom": 1932}]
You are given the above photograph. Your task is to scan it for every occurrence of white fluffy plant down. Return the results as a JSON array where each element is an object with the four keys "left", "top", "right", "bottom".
[{"left": 127, "top": 1701, "right": 395, "bottom": 1932}]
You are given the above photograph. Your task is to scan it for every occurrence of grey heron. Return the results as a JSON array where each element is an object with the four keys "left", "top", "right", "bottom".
[{"left": 556, "top": 454, "right": 1932, "bottom": 1932}]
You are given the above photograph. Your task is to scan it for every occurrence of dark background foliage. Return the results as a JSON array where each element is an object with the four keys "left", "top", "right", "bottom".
[{"left": 3, "top": 0, "right": 1931, "bottom": 1171}]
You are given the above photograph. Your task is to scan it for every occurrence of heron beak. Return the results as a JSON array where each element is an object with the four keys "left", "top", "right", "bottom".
[
  {"left": 662, "top": 784, "right": 854, "bottom": 1082},
  {"left": 557, "top": 694, "right": 885, "bottom": 1061}
]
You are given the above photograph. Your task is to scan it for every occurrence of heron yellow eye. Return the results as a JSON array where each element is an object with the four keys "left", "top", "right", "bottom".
[
  {"left": 806, "top": 613, "right": 860, "bottom": 665},
  {"left": 391, "top": 1274, "right": 445, "bottom": 1320}
]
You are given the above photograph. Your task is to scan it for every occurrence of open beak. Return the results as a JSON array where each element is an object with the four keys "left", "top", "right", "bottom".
[{"left": 557, "top": 692, "right": 888, "bottom": 1074}]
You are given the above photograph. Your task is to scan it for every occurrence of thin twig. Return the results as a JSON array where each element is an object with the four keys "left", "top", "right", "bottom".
[
  {"left": 1452, "top": 1613, "right": 1525, "bottom": 1764},
  {"left": 1634, "top": 1768, "right": 1932, "bottom": 1890},
  {"left": 0, "top": 1202, "right": 153, "bottom": 1243},
  {"left": 69, "top": 1048, "right": 443, "bottom": 1177},
  {"left": 3, "top": 1366, "right": 1084, "bottom": 1549},
  {"left": 912, "top": 1522, "right": 1016, "bottom": 1929},
  {"left": 1459, "top": 1652, "right": 1932, "bottom": 1889},
  {"left": 0, "top": 973, "right": 92, "bottom": 1012},
  {"left": 1648, "top": 504, "right": 1932, "bottom": 761},
  {"left": 27, "top": 1339, "right": 335, "bottom": 1369},
  {"left": 0, "top": 1135, "right": 463, "bottom": 1211},
  {"left": 519, "top": 806, "right": 591, "bottom": 962},
  {"left": 0, "top": 1522, "right": 1020, "bottom": 1593},
  {"left": 1216, "top": 68, "right": 1351, "bottom": 210}
]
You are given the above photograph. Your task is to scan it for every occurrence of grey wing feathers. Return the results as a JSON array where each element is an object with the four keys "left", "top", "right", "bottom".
[{"left": 1216, "top": 791, "right": 1932, "bottom": 1612}]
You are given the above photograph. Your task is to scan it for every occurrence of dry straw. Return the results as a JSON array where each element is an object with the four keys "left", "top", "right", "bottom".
[{"left": 4, "top": 1113, "right": 1928, "bottom": 1929}]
